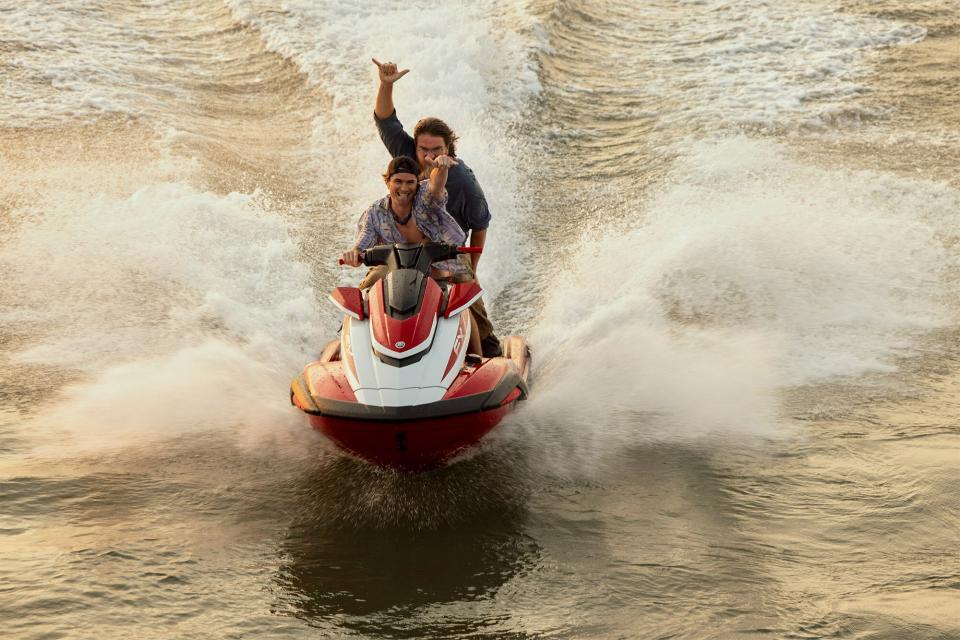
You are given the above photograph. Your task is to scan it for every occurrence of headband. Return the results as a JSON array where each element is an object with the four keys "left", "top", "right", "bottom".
[{"left": 386, "top": 157, "right": 420, "bottom": 179}]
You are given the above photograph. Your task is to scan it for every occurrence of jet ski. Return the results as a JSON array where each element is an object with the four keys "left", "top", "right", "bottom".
[{"left": 291, "top": 242, "right": 530, "bottom": 470}]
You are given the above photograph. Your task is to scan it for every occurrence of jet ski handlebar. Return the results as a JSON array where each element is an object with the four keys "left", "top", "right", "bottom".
[{"left": 339, "top": 242, "right": 481, "bottom": 266}]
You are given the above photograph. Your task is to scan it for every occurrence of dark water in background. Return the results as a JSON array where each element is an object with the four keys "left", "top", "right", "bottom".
[{"left": 1, "top": 1, "right": 959, "bottom": 638}]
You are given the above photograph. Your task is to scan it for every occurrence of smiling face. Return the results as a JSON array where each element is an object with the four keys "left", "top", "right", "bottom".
[
  {"left": 386, "top": 172, "right": 419, "bottom": 209},
  {"left": 415, "top": 133, "right": 448, "bottom": 172}
]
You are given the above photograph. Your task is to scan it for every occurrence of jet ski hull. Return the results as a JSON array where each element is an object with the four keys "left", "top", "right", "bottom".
[
  {"left": 291, "top": 339, "right": 529, "bottom": 471},
  {"left": 306, "top": 397, "right": 520, "bottom": 469}
]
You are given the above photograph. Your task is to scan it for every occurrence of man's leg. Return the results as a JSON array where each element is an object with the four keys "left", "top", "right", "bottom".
[
  {"left": 469, "top": 295, "right": 497, "bottom": 343},
  {"left": 468, "top": 309, "right": 482, "bottom": 356},
  {"left": 453, "top": 257, "right": 502, "bottom": 358}
]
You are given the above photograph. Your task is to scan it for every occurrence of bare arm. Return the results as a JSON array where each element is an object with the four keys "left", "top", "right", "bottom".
[
  {"left": 372, "top": 58, "right": 409, "bottom": 119},
  {"left": 468, "top": 228, "right": 486, "bottom": 270},
  {"left": 428, "top": 155, "right": 458, "bottom": 201}
]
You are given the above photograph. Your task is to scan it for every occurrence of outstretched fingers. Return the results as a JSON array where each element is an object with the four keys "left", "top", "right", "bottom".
[{"left": 372, "top": 58, "right": 409, "bottom": 82}]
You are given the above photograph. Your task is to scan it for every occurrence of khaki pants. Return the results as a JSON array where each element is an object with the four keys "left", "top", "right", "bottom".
[{"left": 357, "top": 257, "right": 495, "bottom": 342}]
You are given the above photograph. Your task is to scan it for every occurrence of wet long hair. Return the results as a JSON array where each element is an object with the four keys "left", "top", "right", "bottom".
[{"left": 413, "top": 117, "right": 458, "bottom": 157}]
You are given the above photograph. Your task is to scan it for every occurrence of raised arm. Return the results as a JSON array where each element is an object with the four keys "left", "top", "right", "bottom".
[
  {"left": 428, "top": 155, "right": 458, "bottom": 202},
  {"left": 372, "top": 58, "right": 409, "bottom": 120}
]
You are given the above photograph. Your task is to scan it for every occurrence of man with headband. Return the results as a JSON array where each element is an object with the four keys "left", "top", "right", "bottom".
[
  {"left": 341, "top": 154, "right": 483, "bottom": 356},
  {"left": 370, "top": 57, "right": 501, "bottom": 358}
]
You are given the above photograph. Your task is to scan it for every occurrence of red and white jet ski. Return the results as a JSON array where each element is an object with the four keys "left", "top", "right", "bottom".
[{"left": 291, "top": 242, "right": 530, "bottom": 470}]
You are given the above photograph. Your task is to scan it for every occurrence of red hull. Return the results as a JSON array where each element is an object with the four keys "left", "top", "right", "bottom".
[
  {"left": 309, "top": 403, "right": 516, "bottom": 470},
  {"left": 292, "top": 335, "right": 530, "bottom": 471}
]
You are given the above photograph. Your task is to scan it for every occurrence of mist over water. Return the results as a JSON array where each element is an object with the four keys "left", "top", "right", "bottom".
[{"left": 2, "top": 0, "right": 959, "bottom": 638}]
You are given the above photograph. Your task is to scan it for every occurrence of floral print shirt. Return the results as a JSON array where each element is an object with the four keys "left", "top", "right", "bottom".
[{"left": 355, "top": 181, "right": 467, "bottom": 273}]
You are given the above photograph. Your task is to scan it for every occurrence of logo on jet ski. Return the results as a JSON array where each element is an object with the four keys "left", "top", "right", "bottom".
[
  {"left": 453, "top": 318, "right": 465, "bottom": 353},
  {"left": 395, "top": 341, "right": 406, "bottom": 349}
]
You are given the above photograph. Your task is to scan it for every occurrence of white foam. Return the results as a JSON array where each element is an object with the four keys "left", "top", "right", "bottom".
[
  {"left": 3, "top": 182, "right": 326, "bottom": 373},
  {"left": 518, "top": 136, "right": 959, "bottom": 462},
  {"left": 1, "top": 175, "right": 334, "bottom": 453},
  {"left": 28, "top": 340, "right": 311, "bottom": 455}
]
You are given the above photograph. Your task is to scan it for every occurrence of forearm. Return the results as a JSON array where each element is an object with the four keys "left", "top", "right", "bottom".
[
  {"left": 374, "top": 82, "right": 395, "bottom": 120},
  {"left": 468, "top": 228, "right": 486, "bottom": 270},
  {"left": 428, "top": 166, "right": 449, "bottom": 200}
]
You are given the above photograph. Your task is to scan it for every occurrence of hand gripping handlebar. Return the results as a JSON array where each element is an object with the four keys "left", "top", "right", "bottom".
[{"left": 338, "top": 245, "right": 481, "bottom": 265}]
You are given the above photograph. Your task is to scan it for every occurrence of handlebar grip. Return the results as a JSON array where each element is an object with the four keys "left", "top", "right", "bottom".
[
  {"left": 338, "top": 251, "right": 366, "bottom": 266},
  {"left": 457, "top": 246, "right": 483, "bottom": 254}
]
